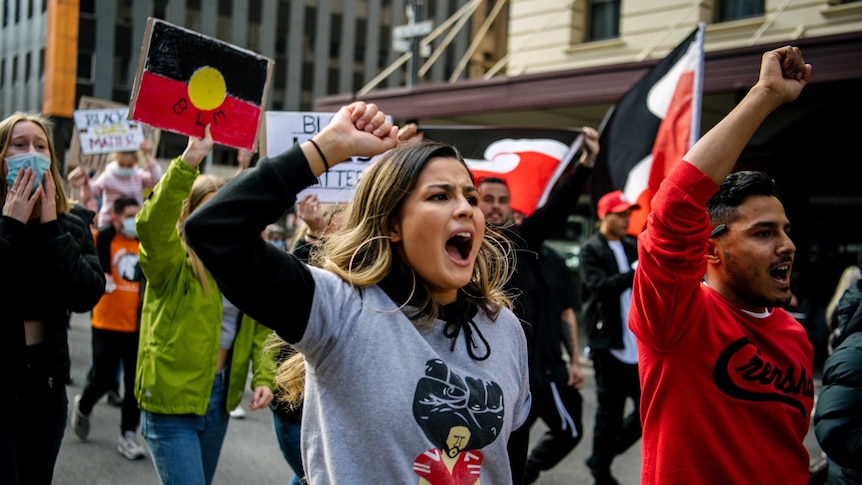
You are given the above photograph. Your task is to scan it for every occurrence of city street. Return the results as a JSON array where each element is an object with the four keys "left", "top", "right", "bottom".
[{"left": 54, "top": 311, "right": 824, "bottom": 484}]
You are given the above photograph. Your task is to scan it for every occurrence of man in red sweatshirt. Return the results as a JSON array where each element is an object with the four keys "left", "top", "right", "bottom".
[{"left": 630, "top": 45, "right": 814, "bottom": 484}]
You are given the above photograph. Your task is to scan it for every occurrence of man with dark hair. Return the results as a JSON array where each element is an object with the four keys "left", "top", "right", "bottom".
[
  {"left": 580, "top": 189, "right": 642, "bottom": 485},
  {"left": 477, "top": 127, "right": 599, "bottom": 484},
  {"left": 630, "top": 46, "right": 813, "bottom": 484}
]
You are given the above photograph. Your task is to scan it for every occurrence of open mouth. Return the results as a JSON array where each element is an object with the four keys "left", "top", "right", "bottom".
[
  {"left": 769, "top": 262, "right": 792, "bottom": 285},
  {"left": 446, "top": 232, "right": 473, "bottom": 261}
]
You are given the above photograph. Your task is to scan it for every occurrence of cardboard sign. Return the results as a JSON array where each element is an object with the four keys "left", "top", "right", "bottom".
[
  {"left": 68, "top": 97, "right": 161, "bottom": 171},
  {"left": 264, "top": 111, "right": 391, "bottom": 203},
  {"left": 129, "top": 18, "right": 273, "bottom": 151},
  {"left": 73, "top": 108, "right": 145, "bottom": 155},
  {"left": 265, "top": 112, "right": 584, "bottom": 214}
]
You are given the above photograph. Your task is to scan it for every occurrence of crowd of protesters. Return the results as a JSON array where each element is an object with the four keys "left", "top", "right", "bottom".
[{"left": 5, "top": 43, "right": 854, "bottom": 485}]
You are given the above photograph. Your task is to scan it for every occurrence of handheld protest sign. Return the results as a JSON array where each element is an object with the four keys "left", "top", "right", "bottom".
[
  {"left": 129, "top": 18, "right": 273, "bottom": 151},
  {"left": 73, "top": 108, "right": 145, "bottom": 155},
  {"left": 265, "top": 111, "right": 391, "bottom": 203},
  {"left": 68, "top": 96, "right": 161, "bottom": 171}
]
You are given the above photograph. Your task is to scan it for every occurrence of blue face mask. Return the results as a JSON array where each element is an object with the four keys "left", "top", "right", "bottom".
[
  {"left": 269, "top": 239, "right": 285, "bottom": 250},
  {"left": 111, "top": 165, "right": 137, "bottom": 178},
  {"left": 5, "top": 152, "right": 52, "bottom": 192},
  {"left": 121, "top": 217, "right": 137, "bottom": 238}
]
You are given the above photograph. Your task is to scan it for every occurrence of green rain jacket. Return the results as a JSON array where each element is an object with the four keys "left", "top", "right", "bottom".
[{"left": 135, "top": 157, "right": 274, "bottom": 415}]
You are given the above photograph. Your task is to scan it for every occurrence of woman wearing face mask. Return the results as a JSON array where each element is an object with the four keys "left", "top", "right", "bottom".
[
  {"left": 67, "top": 139, "right": 163, "bottom": 227},
  {"left": 0, "top": 112, "right": 105, "bottom": 485}
]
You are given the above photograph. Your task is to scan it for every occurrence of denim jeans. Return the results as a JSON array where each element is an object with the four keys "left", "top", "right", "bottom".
[
  {"left": 272, "top": 412, "right": 305, "bottom": 485},
  {"left": 141, "top": 368, "right": 229, "bottom": 485}
]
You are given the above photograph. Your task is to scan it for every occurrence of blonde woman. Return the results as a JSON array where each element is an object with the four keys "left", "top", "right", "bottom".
[
  {"left": 1, "top": 112, "right": 104, "bottom": 485},
  {"left": 185, "top": 102, "right": 532, "bottom": 484},
  {"left": 135, "top": 126, "right": 274, "bottom": 485}
]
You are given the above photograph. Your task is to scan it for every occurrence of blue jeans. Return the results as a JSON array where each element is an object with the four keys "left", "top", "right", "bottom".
[
  {"left": 272, "top": 412, "right": 305, "bottom": 485},
  {"left": 141, "top": 368, "right": 229, "bottom": 485}
]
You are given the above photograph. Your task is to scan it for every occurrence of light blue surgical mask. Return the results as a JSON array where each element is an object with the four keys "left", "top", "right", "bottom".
[
  {"left": 122, "top": 217, "right": 137, "bottom": 238},
  {"left": 269, "top": 239, "right": 285, "bottom": 250},
  {"left": 111, "top": 165, "right": 137, "bottom": 178},
  {"left": 5, "top": 152, "right": 52, "bottom": 193}
]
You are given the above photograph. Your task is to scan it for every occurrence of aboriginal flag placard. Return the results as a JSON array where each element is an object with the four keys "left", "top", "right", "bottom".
[{"left": 129, "top": 18, "right": 273, "bottom": 151}]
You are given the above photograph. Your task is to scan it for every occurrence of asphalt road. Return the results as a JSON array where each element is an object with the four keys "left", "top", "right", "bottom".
[{"left": 53, "top": 311, "right": 824, "bottom": 484}]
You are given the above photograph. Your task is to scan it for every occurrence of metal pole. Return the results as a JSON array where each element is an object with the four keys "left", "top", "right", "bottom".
[{"left": 408, "top": 0, "right": 422, "bottom": 88}]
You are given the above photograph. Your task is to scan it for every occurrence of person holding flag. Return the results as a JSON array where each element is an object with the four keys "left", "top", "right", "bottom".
[
  {"left": 630, "top": 45, "right": 812, "bottom": 484},
  {"left": 477, "top": 126, "right": 600, "bottom": 484}
]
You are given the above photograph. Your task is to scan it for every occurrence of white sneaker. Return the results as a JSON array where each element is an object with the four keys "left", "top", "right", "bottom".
[
  {"left": 71, "top": 394, "right": 90, "bottom": 441},
  {"left": 229, "top": 405, "right": 246, "bottom": 419},
  {"left": 118, "top": 431, "right": 146, "bottom": 460}
]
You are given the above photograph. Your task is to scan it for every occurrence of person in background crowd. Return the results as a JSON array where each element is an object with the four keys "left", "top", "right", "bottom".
[
  {"left": 262, "top": 224, "right": 287, "bottom": 250},
  {"left": 67, "top": 139, "right": 163, "bottom": 227},
  {"left": 814, "top": 250, "right": 862, "bottom": 485},
  {"left": 825, "top": 260, "right": 861, "bottom": 333},
  {"left": 1, "top": 112, "right": 105, "bottom": 485},
  {"left": 630, "top": 46, "right": 813, "bottom": 484},
  {"left": 71, "top": 196, "right": 146, "bottom": 460},
  {"left": 580, "top": 189, "right": 642, "bottom": 485},
  {"left": 184, "top": 102, "right": 532, "bottom": 484},
  {"left": 135, "top": 125, "right": 274, "bottom": 485},
  {"left": 475, "top": 127, "right": 598, "bottom": 484}
]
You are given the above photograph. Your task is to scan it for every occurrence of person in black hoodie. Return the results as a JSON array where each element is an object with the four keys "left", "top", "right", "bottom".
[
  {"left": 476, "top": 127, "right": 599, "bottom": 484},
  {"left": 0, "top": 112, "right": 105, "bottom": 485},
  {"left": 814, "top": 251, "right": 862, "bottom": 484}
]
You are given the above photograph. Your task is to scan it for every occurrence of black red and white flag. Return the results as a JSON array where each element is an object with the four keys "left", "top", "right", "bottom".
[
  {"left": 421, "top": 126, "right": 584, "bottom": 217},
  {"left": 591, "top": 23, "right": 705, "bottom": 235}
]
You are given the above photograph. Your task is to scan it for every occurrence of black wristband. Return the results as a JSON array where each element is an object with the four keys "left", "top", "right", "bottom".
[{"left": 309, "top": 138, "right": 330, "bottom": 172}]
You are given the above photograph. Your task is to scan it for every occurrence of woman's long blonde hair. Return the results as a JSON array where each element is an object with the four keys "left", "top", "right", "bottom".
[
  {"left": 178, "top": 174, "right": 226, "bottom": 293},
  {"left": 0, "top": 112, "right": 70, "bottom": 214},
  {"left": 272, "top": 141, "right": 514, "bottom": 407}
]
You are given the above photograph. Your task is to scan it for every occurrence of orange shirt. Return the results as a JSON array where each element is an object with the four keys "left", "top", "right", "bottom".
[{"left": 91, "top": 235, "right": 140, "bottom": 332}]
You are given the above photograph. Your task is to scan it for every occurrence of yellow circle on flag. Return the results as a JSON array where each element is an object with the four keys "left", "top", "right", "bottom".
[{"left": 188, "top": 67, "right": 227, "bottom": 111}]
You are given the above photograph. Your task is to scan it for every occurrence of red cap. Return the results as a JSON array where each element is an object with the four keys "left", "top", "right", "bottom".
[{"left": 597, "top": 190, "right": 640, "bottom": 219}]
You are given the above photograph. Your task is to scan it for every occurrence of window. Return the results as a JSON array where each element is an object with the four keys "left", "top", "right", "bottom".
[
  {"left": 77, "top": 52, "right": 93, "bottom": 81},
  {"left": 25, "top": 52, "right": 31, "bottom": 81},
  {"left": 154, "top": 0, "right": 167, "bottom": 19},
  {"left": 1, "top": 59, "right": 5, "bottom": 87},
  {"left": 715, "top": 0, "right": 765, "bottom": 23},
  {"left": 587, "top": 0, "right": 620, "bottom": 42},
  {"left": 80, "top": 0, "right": 95, "bottom": 15},
  {"left": 12, "top": 55, "right": 18, "bottom": 84}
]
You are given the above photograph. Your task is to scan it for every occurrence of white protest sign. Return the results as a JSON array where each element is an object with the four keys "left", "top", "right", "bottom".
[
  {"left": 73, "top": 108, "right": 146, "bottom": 155},
  {"left": 264, "top": 111, "right": 391, "bottom": 203}
]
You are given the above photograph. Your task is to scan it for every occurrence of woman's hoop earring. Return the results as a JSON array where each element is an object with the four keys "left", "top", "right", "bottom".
[{"left": 347, "top": 235, "right": 417, "bottom": 314}]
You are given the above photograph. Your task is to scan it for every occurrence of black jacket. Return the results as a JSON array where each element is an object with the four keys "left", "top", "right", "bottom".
[
  {"left": 579, "top": 232, "right": 637, "bottom": 350},
  {"left": 814, "top": 280, "right": 862, "bottom": 483},
  {"left": 0, "top": 206, "right": 105, "bottom": 412},
  {"left": 503, "top": 162, "right": 593, "bottom": 386}
]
